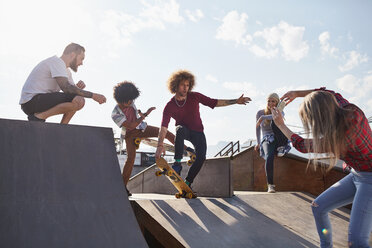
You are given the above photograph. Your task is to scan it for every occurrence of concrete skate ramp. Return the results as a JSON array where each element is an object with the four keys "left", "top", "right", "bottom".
[
  {"left": 0, "top": 119, "right": 147, "bottom": 248},
  {"left": 132, "top": 192, "right": 372, "bottom": 248}
]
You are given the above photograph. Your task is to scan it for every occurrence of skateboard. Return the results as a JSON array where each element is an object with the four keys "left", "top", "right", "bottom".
[
  {"left": 134, "top": 138, "right": 196, "bottom": 166},
  {"left": 155, "top": 157, "right": 197, "bottom": 199}
]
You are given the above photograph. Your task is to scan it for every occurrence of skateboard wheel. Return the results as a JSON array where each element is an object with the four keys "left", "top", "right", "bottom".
[
  {"left": 166, "top": 170, "right": 173, "bottom": 177},
  {"left": 134, "top": 138, "right": 141, "bottom": 145},
  {"left": 155, "top": 171, "right": 162, "bottom": 177},
  {"left": 175, "top": 193, "right": 181, "bottom": 199},
  {"left": 186, "top": 193, "right": 193, "bottom": 199},
  {"left": 190, "top": 155, "right": 196, "bottom": 162},
  {"left": 187, "top": 160, "right": 192, "bottom": 166}
]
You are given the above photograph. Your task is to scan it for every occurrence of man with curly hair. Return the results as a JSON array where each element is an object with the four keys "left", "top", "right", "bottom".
[
  {"left": 155, "top": 70, "right": 251, "bottom": 189},
  {"left": 112, "top": 81, "right": 191, "bottom": 196}
]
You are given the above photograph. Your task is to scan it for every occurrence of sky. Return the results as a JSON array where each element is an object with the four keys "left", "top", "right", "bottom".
[{"left": 1, "top": 0, "right": 371, "bottom": 148}]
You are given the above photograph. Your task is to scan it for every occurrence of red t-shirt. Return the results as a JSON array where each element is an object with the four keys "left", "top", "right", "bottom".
[
  {"left": 120, "top": 106, "right": 136, "bottom": 131},
  {"left": 161, "top": 92, "right": 218, "bottom": 132}
]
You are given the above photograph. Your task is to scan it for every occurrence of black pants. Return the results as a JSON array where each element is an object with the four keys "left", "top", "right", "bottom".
[
  {"left": 21, "top": 92, "right": 76, "bottom": 116},
  {"left": 271, "top": 121, "right": 288, "bottom": 148},
  {"left": 174, "top": 125, "right": 206, "bottom": 184}
]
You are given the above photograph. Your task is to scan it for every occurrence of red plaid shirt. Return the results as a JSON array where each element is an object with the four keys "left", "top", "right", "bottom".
[{"left": 291, "top": 88, "right": 372, "bottom": 172}]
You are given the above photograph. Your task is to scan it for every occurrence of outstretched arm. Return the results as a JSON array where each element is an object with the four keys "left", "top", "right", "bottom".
[
  {"left": 216, "top": 94, "right": 251, "bottom": 107},
  {"left": 56, "top": 77, "right": 106, "bottom": 104},
  {"left": 122, "top": 107, "right": 155, "bottom": 130},
  {"left": 281, "top": 89, "right": 315, "bottom": 105}
]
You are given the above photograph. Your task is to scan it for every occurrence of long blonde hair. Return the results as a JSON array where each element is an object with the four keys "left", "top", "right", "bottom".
[
  {"left": 299, "top": 91, "right": 352, "bottom": 170},
  {"left": 264, "top": 93, "right": 279, "bottom": 125}
]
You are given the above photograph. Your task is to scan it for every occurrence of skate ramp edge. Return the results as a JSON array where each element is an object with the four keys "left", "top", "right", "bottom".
[
  {"left": 0, "top": 118, "right": 147, "bottom": 248},
  {"left": 128, "top": 157, "right": 233, "bottom": 197}
]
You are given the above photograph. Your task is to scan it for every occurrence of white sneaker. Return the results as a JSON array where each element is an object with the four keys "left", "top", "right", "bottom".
[
  {"left": 277, "top": 146, "right": 285, "bottom": 157},
  {"left": 267, "top": 184, "right": 276, "bottom": 193}
]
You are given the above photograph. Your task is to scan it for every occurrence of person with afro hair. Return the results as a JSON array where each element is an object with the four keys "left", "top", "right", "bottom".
[{"left": 112, "top": 81, "right": 190, "bottom": 196}]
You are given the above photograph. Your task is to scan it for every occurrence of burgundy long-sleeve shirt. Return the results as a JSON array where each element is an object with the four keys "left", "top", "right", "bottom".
[
  {"left": 161, "top": 92, "right": 218, "bottom": 132},
  {"left": 291, "top": 88, "right": 372, "bottom": 172}
]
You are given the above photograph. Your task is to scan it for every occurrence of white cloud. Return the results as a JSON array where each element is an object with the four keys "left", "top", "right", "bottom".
[
  {"left": 222, "top": 81, "right": 261, "bottom": 97},
  {"left": 367, "top": 99, "right": 372, "bottom": 111},
  {"left": 249, "top": 44, "right": 278, "bottom": 59},
  {"left": 252, "top": 21, "right": 309, "bottom": 61},
  {"left": 335, "top": 74, "right": 372, "bottom": 110},
  {"left": 99, "top": 0, "right": 184, "bottom": 56},
  {"left": 216, "top": 14, "right": 309, "bottom": 62},
  {"left": 185, "top": 9, "right": 204, "bottom": 22},
  {"left": 319, "top": 31, "right": 338, "bottom": 57},
  {"left": 338, "top": 50, "right": 368, "bottom": 72},
  {"left": 205, "top": 74, "right": 218, "bottom": 83},
  {"left": 336, "top": 74, "right": 360, "bottom": 94},
  {"left": 215, "top": 11, "right": 252, "bottom": 45}
]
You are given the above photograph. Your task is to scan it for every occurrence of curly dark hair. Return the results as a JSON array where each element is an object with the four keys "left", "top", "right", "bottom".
[
  {"left": 167, "top": 70, "right": 195, "bottom": 94},
  {"left": 113, "top": 81, "right": 140, "bottom": 104}
]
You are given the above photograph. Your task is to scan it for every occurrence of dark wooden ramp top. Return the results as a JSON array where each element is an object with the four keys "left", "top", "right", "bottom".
[{"left": 0, "top": 119, "right": 147, "bottom": 248}]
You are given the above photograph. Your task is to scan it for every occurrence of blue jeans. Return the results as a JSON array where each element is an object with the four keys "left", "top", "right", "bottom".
[
  {"left": 261, "top": 139, "right": 276, "bottom": 185},
  {"left": 312, "top": 169, "right": 372, "bottom": 248}
]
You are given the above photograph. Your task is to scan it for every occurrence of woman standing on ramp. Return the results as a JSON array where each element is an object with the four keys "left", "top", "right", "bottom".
[{"left": 272, "top": 87, "right": 372, "bottom": 248}]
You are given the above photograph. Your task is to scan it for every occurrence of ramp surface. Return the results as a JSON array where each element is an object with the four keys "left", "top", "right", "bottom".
[
  {"left": 0, "top": 119, "right": 147, "bottom": 248},
  {"left": 132, "top": 191, "right": 371, "bottom": 248}
]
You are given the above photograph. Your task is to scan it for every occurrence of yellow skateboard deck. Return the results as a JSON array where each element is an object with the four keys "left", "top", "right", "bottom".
[{"left": 155, "top": 157, "right": 197, "bottom": 199}]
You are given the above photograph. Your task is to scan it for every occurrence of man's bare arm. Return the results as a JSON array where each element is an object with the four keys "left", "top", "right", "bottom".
[
  {"left": 56, "top": 77, "right": 93, "bottom": 98},
  {"left": 216, "top": 94, "right": 251, "bottom": 107}
]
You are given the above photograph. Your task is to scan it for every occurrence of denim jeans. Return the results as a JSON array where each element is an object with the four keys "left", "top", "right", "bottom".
[
  {"left": 312, "top": 169, "right": 372, "bottom": 248},
  {"left": 261, "top": 139, "right": 276, "bottom": 185}
]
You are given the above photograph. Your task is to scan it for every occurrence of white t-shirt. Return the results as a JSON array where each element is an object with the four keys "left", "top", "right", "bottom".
[{"left": 19, "top": 56, "right": 74, "bottom": 104}]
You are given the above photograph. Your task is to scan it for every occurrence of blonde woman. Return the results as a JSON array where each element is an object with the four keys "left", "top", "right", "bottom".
[
  {"left": 255, "top": 93, "right": 290, "bottom": 193},
  {"left": 272, "top": 87, "right": 372, "bottom": 248}
]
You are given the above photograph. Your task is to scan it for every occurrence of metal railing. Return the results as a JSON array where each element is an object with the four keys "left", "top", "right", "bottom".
[{"left": 214, "top": 141, "right": 240, "bottom": 157}]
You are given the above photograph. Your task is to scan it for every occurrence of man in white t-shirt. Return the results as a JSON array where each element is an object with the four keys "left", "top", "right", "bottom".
[{"left": 19, "top": 43, "right": 106, "bottom": 123}]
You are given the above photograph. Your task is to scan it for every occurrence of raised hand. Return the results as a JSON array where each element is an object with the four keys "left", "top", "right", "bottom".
[
  {"left": 280, "top": 91, "right": 298, "bottom": 105},
  {"left": 92, "top": 93, "right": 106, "bottom": 104},
  {"left": 271, "top": 107, "right": 285, "bottom": 126},
  {"left": 237, "top": 94, "right": 252, "bottom": 105},
  {"left": 76, "top": 80, "right": 86, "bottom": 89}
]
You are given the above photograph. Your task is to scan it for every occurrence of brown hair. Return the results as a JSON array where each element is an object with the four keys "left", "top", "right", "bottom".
[
  {"left": 63, "top": 43, "right": 85, "bottom": 55},
  {"left": 299, "top": 91, "right": 352, "bottom": 170},
  {"left": 167, "top": 70, "right": 195, "bottom": 94}
]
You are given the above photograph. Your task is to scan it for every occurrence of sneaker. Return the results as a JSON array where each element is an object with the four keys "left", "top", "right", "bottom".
[
  {"left": 277, "top": 146, "right": 285, "bottom": 157},
  {"left": 267, "top": 184, "right": 276, "bottom": 193},
  {"left": 172, "top": 162, "right": 182, "bottom": 176},
  {"left": 125, "top": 186, "right": 132, "bottom": 196},
  {"left": 28, "top": 114, "right": 45, "bottom": 122}
]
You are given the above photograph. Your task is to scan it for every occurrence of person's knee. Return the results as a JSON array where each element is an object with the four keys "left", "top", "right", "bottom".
[
  {"left": 72, "top": 96, "right": 85, "bottom": 111},
  {"left": 176, "top": 125, "right": 186, "bottom": 136},
  {"left": 311, "top": 200, "right": 325, "bottom": 217}
]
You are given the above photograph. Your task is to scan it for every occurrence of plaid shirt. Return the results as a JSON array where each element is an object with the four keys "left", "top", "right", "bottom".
[{"left": 291, "top": 88, "right": 372, "bottom": 172}]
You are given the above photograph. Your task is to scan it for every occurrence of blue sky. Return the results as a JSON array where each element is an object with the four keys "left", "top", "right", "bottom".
[{"left": 0, "top": 0, "right": 371, "bottom": 146}]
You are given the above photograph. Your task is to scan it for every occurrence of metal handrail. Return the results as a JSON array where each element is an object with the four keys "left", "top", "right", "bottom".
[{"left": 214, "top": 141, "right": 240, "bottom": 157}]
